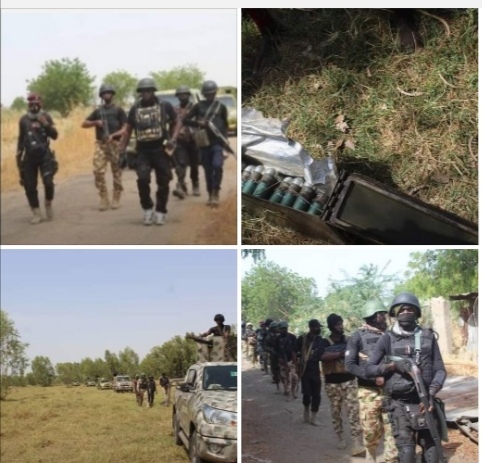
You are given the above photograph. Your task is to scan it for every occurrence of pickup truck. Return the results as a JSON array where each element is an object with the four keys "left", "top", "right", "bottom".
[
  {"left": 173, "top": 362, "right": 237, "bottom": 463},
  {"left": 112, "top": 375, "right": 133, "bottom": 393}
]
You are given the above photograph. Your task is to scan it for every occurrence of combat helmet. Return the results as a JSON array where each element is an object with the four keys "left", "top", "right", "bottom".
[
  {"left": 175, "top": 85, "right": 192, "bottom": 96},
  {"left": 278, "top": 320, "right": 289, "bottom": 329},
  {"left": 214, "top": 314, "right": 225, "bottom": 323},
  {"left": 27, "top": 92, "right": 42, "bottom": 105},
  {"left": 389, "top": 292, "right": 421, "bottom": 318},
  {"left": 362, "top": 300, "right": 387, "bottom": 319},
  {"left": 246, "top": 322, "right": 253, "bottom": 327},
  {"left": 269, "top": 321, "right": 278, "bottom": 329},
  {"left": 99, "top": 83, "right": 116, "bottom": 97},
  {"left": 201, "top": 80, "right": 218, "bottom": 95},
  {"left": 136, "top": 77, "right": 157, "bottom": 92}
]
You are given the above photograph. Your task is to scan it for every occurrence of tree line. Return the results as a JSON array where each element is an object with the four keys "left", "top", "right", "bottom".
[
  {"left": 242, "top": 249, "right": 478, "bottom": 335},
  {"left": 8, "top": 57, "right": 206, "bottom": 116}
]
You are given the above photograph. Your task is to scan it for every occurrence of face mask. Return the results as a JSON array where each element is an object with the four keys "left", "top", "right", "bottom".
[{"left": 398, "top": 313, "right": 417, "bottom": 330}]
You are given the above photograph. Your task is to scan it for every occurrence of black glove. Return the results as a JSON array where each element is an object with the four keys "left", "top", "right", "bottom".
[
  {"left": 394, "top": 359, "right": 412, "bottom": 374},
  {"left": 118, "top": 151, "right": 127, "bottom": 169}
]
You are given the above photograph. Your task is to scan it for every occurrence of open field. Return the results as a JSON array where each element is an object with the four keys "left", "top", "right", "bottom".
[
  {"left": 242, "top": 9, "right": 478, "bottom": 243},
  {"left": 0, "top": 385, "right": 188, "bottom": 463}
]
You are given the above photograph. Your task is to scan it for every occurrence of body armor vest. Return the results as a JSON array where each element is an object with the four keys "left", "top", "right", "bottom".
[
  {"left": 135, "top": 101, "right": 166, "bottom": 142},
  {"left": 385, "top": 327, "right": 435, "bottom": 397},
  {"left": 358, "top": 328, "right": 383, "bottom": 387},
  {"left": 24, "top": 115, "right": 50, "bottom": 154}
]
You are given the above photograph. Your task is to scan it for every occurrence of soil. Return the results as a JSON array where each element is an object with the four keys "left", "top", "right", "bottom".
[
  {"left": 1, "top": 139, "right": 237, "bottom": 245},
  {"left": 241, "top": 356, "right": 478, "bottom": 463}
]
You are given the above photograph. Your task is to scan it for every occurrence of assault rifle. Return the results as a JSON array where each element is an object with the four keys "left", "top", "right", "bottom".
[
  {"left": 407, "top": 359, "right": 447, "bottom": 463},
  {"left": 99, "top": 106, "right": 110, "bottom": 142},
  {"left": 207, "top": 121, "right": 235, "bottom": 156}
]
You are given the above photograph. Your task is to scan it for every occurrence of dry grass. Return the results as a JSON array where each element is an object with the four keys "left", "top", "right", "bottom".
[
  {"left": 1, "top": 108, "right": 95, "bottom": 192},
  {"left": 242, "top": 8, "right": 478, "bottom": 244},
  {"left": 0, "top": 385, "right": 188, "bottom": 463}
]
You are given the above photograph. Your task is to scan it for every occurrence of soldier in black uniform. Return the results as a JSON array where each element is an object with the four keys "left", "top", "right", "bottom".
[
  {"left": 294, "top": 319, "right": 325, "bottom": 425},
  {"left": 16, "top": 92, "right": 58, "bottom": 224},
  {"left": 345, "top": 301, "right": 398, "bottom": 463},
  {"left": 119, "top": 78, "right": 177, "bottom": 226},
  {"left": 366, "top": 292, "right": 447, "bottom": 463},
  {"left": 277, "top": 320, "right": 298, "bottom": 400},
  {"left": 264, "top": 321, "right": 281, "bottom": 390}
]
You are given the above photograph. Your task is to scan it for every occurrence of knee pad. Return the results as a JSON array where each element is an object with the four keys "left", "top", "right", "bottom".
[{"left": 398, "top": 444, "right": 416, "bottom": 463}]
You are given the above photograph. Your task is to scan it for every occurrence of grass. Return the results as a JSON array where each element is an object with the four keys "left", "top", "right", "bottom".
[
  {"left": 242, "top": 8, "right": 478, "bottom": 244},
  {"left": 0, "top": 386, "right": 188, "bottom": 463}
]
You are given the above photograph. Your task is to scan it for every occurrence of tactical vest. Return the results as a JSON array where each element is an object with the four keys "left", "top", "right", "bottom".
[
  {"left": 359, "top": 328, "right": 383, "bottom": 369},
  {"left": 321, "top": 335, "right": 347, "bottom": 375},
  {"left": 385, "top": 327, "right": 435, "bottom": 397},
  {"left": 175, "top": 102, "right": 194, "bottom": 141},
  {"left": 135, "top": 100, "right": 166, "bottom": 142},
  {"left": 23, "top": 115, "right": 50, "bottom": 155}
]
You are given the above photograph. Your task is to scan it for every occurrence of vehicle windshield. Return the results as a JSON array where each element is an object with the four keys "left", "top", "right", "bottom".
[
  {"left": 202, "top": 365, "right": 237, "bottom": 391},
  {"left": 157, "top": 93, "right": 197, "bottom": 107},
  {"left": 116, "top": 376, "right": 130, "bottom": 382},
  {"left": 216, "top": 95, "right": 235, "bottom": 108}
]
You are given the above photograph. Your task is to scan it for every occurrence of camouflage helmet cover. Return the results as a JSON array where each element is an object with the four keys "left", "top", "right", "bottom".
[
  {"left": 389, "top": 292, "right": 421, "bottom": 318},
  {"left": 201, "top": 80, "right": 218, "bottom": 95},
  {"left": 99, "top": 83, "right": 116, "bottom": 96},
  {"left": 136, "top": 77, "right": 157, "bottom": 92},
  {"left": 362, "top": 300, "right": 387, "bottom": 319},
  {"left": 175, "top": 85, "right": 192, "bottom": 96}
]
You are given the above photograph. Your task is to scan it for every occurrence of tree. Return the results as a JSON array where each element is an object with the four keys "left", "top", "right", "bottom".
[
  {"left": 396, "top": 250, "right": 478, "bottom": 305},
  {"left": 104, "top": 350, "right": 120, "bottom": 377},
  {"left": 139, "top": 335, "right": 196, "bottom": 379},
  {"left": 10, "top": 96, "right": 27, "bottom": 112},
  {"left": 150, "top": 64, "right": 205, "bottom": 91},
  {"left": 56, "top": 362, "right": 83, "bottom": 384},
  {"left": 241, "top": 249, "right": 266, "bottom": 263},
  {"left": 27, "top": 58, "right": 95, "bottom": 116},
  {"left": 118, "top": 347, "right": 139, "bottom": 377},
  {"left": 0, "top": 310, "right": 29, "bottom": 399},
  {"left": 242, "top": 261, "right": 320, "bottom": 326},
  {"left": 31, "top": 356, "right": 55, "bottom": 386},
  {"left": 101, "top": 70, "right": 138, "bottom": 106}
]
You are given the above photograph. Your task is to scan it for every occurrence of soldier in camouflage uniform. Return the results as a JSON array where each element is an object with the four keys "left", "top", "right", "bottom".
[
  {"left": 345, "top": 300, "right": 398, "bottom": 463},
  {"left": 321, "top": 314, "right": 364, "bottom": 456},
  {"left": 82, "top": 84, "right": 127, "bottom": 210},
  {"left": 277, "top": 321, "right": 298, "bottom": 400},
  {"left": 244, "top": 322, "right": 258, "bottom": 366}
]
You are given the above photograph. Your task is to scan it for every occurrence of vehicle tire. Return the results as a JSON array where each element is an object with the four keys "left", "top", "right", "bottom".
[
  {"left": 189, "top": 431, "right": 208, "bottom": 463},
  {"left": 172, "top": 413, "right": 182, "bottom": 446}
]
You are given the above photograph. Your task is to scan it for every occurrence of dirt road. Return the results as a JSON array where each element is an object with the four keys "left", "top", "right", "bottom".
[
  {"left": 1, "top": 139, "right": 237, "bottom": 245},
  {"left": 241, "top": 355, "right": 475, "bottom": 463}
]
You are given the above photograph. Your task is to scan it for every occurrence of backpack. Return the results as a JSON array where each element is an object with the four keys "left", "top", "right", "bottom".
[{"left": 134, "top": 99, "right": 167, "bottom": 142}]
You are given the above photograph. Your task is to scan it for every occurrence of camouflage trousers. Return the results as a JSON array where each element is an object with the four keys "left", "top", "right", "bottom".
[
  {"left": 279, "top": 360, "right": 299, "bottom": 398},
  {"left": 93, "top": 140, "right": 123, "bottom": 194},
  {"left": 247, "top": 343, "right": 258, "bottom": 366},
  {"left": 358, "top": 387, "right": 398, "bottom": 463},
  {"left": 325, "top": 379, "right": 362, "bottom": 440}
]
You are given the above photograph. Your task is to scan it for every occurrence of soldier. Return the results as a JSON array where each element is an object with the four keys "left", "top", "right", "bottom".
[
  {"left": 255, "top": 321, "right": 269, "bottom": 373},
  {"left": 171, "top": 85, "right": 200, "bottom": 199},
  {"left": 133, "top": 374, "right": 140, "bottom": 405},
  {"left": 147, "top": 375, "right": 157, "bottom": 408},
  {"left": 295, "top": 319, "right": 324, "bottom": 425},
  {"left": 366, "top": 292, "right": 447, "bottom": 463},
  {"left": 264, "top": 321, "right": 281, "bottom": 390},
  {"left": 137, "top": 373, "right": 149, "bottom": 407},
  {"left": 16, "top": 92, "right": 58, "bottom": 224},
  {"left": 173, "top": 80, "right": 229, "bottom": 206},
  {"left": 321, "top": 314, "right": 364, "bottom": 455},
  {"left": 277, "top": 320, "right": 298, "bottom": 400},
  {"left": 245, "top": 322, "right": 258, "bottom": 366},
  {"left": 159, "top": 373, "right": 171, "bottom": 405},
  {"left": 81, "top": 84, "right": 127, "bottom": 211},
  {"left": 200, "top": 314, "right": 231, "bottom": 338},
  {"left": 345, "top": 301, "right": 398, "bottom": 463},
  {"left": 119, "top": 78, "right": 177, "bottom": 226}
]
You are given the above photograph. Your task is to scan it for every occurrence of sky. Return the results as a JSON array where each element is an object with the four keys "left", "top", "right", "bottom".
[
  {"left": 1, "top": 249, "right": 237, "bottom": 367},
  {"left": 1, "top": 9, "right": 237, "bottom": 106},
  {"left": 241, "top": 247, "right": 427, "bottom": 298}
]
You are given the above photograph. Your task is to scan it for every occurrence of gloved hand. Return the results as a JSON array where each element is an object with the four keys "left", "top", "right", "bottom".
[
  {"left": 394, "top": 359, "right": 412, "bottom": 374},
  {"left": 118, "top": 151, "right": 127, "bottom": 169}
]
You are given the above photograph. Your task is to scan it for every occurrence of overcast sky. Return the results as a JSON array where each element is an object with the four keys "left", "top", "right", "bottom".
[
  {"left": 1, "top": 9, "right": 237, "bottom": 106},
  {"left": 241, "top": 247, "right": 428, "bottom": 298},
  {"left": 1, "top": 249, "right": 237, "bottom": 367}
]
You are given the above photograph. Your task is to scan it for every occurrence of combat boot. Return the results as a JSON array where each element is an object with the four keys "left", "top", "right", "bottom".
[
  {"left": 111, "top": 191, "right": 121, "bottom": 209},
  {"left": 309, "top": 411, "right": 321, "bottom": 426},
  {"left": 211, "top": 189, "right": 220, "bottom": 206},
  {"left": 366, "top": 448, "right": 377, "bottom": 463},
  {"left": 99, "top": 192, "right": 110, "bottom": 211},
  {"left": 45, "top": 200, "right": 53, "bottom": 221},
  {"left": 192, "top": 182, "right": 200, "bottom": 196},
  {"left": 303, "top": 406, "right": 310, "bottom": 423},
  {"left": 30, "top": 208, "right": 43, "bottom": 225},
  {"left": 206, "top": 191, "right": 213, "bottom": 206},
  {"left": 336, "top": 433, "right": 347, "bottom": 450},
  {"left": 351, "top": 435, "right": 365, "bottom": 456},
  {"left": 181, "top": 181, "right": 188, "bottom": 194},
  {"left": 173, "top": 183, "right": 186, "bottom": 199}
]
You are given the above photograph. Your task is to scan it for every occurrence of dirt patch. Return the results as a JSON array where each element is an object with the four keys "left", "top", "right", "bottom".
[
  {"left": 1, "top": 139, "right": 237, "bottom": 245},
  {"left": 242, "top": 356, "right": 478, "bottom": 463}
]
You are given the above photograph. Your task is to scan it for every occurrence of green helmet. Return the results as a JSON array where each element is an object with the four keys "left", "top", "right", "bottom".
[
  {"left": 201, "top": 80, "right": 218, "bottom": 95},
  {"left": 136, "top": 77, "right": 157, "bottom": 92},
  {"left": 175, "top": 85, "right": 191, "bottom": 96},
  {"left": 389, "top": 292, "right": 421, "bottom": 318},
  {"left": 278, "top": 321, "right": 289, "bottom": 329},
  {"left": 99, "top": 83, "right": 116, "bottom": 97},
  {"left": 362, "top": 300, "right": 387, "bottom": 319}
]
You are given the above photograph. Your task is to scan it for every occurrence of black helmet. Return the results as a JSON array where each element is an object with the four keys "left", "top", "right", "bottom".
[
  {"left": 389, "top": 292, "right": 421, "bottom": 318},
  {"left": 214, "top": 314, "right": 225, "bottom": 322},
  {"left": 136, "top": 77, "right": 157, "bottom": 92},
  {"left": 99, "top": 83, "right": 116, "bottom": 97},
  {"left": 201, "top": 80, "right": 218, "bottom": 95},
  {"left": 175, "top": 85, "right": 192, "bottom": 96}
]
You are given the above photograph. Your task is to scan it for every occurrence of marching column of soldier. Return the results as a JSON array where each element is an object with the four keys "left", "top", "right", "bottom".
[
  {"left": 16, "top": 79, "right": 231, "bottom": 226},
  {"left": 243, "top": 292, "right": 448, "bottom": 463}
]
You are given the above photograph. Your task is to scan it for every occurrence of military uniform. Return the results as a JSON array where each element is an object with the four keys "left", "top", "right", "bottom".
[
  {"left": 277, "top": 326, "right": 298, "bottom": 398},
  {"left": 264, "top": 328, "right": 280, "bottom": 387}
]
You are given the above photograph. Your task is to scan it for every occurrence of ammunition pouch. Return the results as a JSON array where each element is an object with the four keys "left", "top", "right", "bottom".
[
  {"left": 405, "top": 403, "right": 428, "bottom": 431},
  {"left": 194, "top": 128, "right": 210, "bottom": 148}
]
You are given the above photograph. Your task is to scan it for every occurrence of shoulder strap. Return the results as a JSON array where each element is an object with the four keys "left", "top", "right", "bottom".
[{"left": 205, "top": 100, "right": 221, "bottom": 122}]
